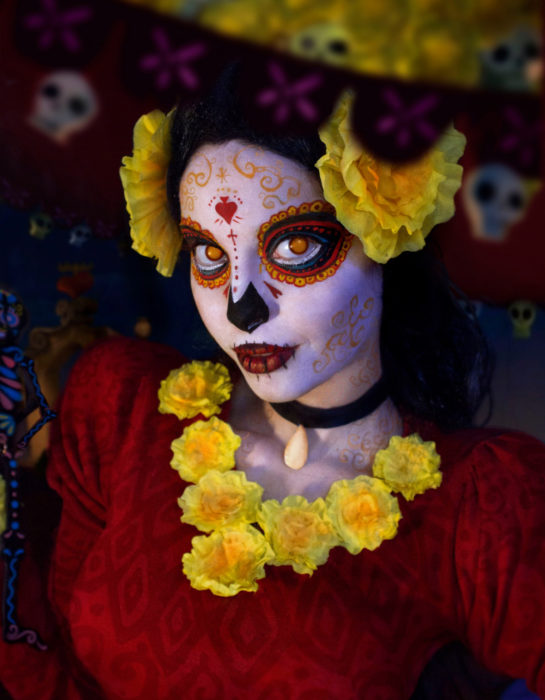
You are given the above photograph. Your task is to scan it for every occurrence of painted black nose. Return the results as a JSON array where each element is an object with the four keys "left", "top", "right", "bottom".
[{"left": 227, "top": 283, "right": 269, "bottom": 333}]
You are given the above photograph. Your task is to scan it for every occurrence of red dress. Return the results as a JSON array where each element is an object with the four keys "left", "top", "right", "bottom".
[{"left": 2, "top": 337, "right": 545, "bottom": 699}]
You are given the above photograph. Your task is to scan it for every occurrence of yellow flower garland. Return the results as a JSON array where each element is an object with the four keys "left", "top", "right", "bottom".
[{"left": 162, "top": 361, "right": 442, "bottom": 596}]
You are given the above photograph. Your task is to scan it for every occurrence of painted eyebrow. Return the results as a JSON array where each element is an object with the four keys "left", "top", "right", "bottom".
[
  {"left": 262, "top": 211, "right": 343, "bottom": 238},
  {"left": 180, "top": 223, "right": 224, "bottom": 251}
]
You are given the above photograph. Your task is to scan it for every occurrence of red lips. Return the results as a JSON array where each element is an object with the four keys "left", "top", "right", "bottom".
[{"left": 233, "top": 343, "right": 297, "bottom": 374}]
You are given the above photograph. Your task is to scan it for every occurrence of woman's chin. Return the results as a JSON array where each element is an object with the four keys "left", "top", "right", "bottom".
[{"left": 242, "top": 370, "right": 316, "bottom": 404}]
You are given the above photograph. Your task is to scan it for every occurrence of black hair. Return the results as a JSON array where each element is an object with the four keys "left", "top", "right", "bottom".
[{"left": 166, "top": 66, "right": 493, "bottom": 431}]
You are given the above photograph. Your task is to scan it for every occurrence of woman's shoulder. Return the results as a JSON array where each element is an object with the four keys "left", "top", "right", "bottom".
[
  {"left": 413, "top": 425, "right": 545, "bottom": 522},
  {"left": 435, "top": 425, "right": 544, "bottom": 481},
  {"left": 66, "top": 335, "right": 185, "bottom": 387}
]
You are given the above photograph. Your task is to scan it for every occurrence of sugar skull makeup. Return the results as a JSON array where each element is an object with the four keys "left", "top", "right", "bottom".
[{"left": 179, "top": 140, "right": 383, "bottom": 405}]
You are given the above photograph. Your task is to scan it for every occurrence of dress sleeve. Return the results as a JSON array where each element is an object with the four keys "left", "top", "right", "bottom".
[
  {"left": 458, "top": 431, "right": 545, "bottom": 697},
  {"left": 0, "top": 337, "right": 184, "bottom": 699}
]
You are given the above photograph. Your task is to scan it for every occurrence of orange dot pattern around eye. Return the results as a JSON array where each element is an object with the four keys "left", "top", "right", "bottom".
[
  {"left": 257, "top": 200, "right": 352, "bottom": 287},
  {"left": 180, "top": 216, "right": 230, "bottom": 290}
]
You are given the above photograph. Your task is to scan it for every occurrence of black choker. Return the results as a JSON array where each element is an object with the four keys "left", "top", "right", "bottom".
[{"left": 269, "top": 376, "right": 389, "bottom": 429}]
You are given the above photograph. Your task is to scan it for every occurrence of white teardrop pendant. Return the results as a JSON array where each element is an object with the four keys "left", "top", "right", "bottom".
[{"left": 283, "top": 424, "right": 308, "bottom": 470}]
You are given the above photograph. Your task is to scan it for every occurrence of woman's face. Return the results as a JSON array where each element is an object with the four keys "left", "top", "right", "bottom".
[{"left": 180, "top": 140, "right": 382, "bottom": 404}]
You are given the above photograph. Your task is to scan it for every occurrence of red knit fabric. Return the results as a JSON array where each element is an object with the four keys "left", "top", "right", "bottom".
[{"left": 2, "top": 337, "right": 545, "bottom": 699}]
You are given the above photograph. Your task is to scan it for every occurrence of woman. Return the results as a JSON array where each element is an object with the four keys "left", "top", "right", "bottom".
[{"left": 2, "top": 69, "right": 545, "bottom": 699}]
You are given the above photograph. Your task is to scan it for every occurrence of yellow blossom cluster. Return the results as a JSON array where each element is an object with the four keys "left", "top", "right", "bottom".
[
  {"left": 158, "top": 360, "right": 233, "bottom": 421},
  {"left": 170, "top": 416, "right": 240, "bottom": 482},
  {"left": 373, "top": 434, "right": 442, "bottom": 501},
  {"left": 326, "top": 475, "right": 401, "bottom": 554},
  {"left": 259, "top": 495, "right": 339, "bottom": 575},
  {"left": 316, "top": 92, "right": 466, "bottom": 264},
  {"left": 119, "top": 109, "right": 180, "bottom": 277}
]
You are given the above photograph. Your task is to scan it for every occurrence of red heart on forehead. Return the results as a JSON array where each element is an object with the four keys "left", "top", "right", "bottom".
[{"left": 215, "top": 197, "right": 237, "bottom": 224}]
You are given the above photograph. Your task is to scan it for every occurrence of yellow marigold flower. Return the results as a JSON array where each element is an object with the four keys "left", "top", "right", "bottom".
[
  {"left": 326, "top": 475, "right": 401, "bottom": 554},
  {"left": 259, "top": 495, "right": 339, "bottom": 575},
  {"left": 316, "top": 91, "right": 466, "bottom": 264},
  {"left": 372, "top": 433, "right": 442, "bottom": 501},
  {"left": 170, "top": 416, "right": 240, "bottom": 483},
  {"left": 178, "top": 470, "right": 263, "bottom": 532},
  {"left": 182, "top": 525, "right": 274, "bottom": 596},
  {"left": 120, "top": 109, "right": 180, "bottom": 277},
  {"left": 158, "top": 361, "right": 233, "bottom": 421},
  {"left": 0, "top": 475, "right": 6, "bottom": 534}
]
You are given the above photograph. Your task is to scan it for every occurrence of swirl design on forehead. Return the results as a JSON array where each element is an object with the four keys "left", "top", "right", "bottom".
[
  {"left": 257, "top": 201, "right": 353, "bottom": 287},
  {"left": 232, "top": 147, "right": 301, "bottom": 209},
  {"left": 180, "top": 216, "right": 230, "bottom": 289}
]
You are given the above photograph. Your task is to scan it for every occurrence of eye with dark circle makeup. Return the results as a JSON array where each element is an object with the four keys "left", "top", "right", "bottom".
[
  {"left": 258, "top": 208, "right": 353, "bottom": 285},
  {"left": 269, "top": 230, "right": 336, "bottom": 272},
  {"left": 180, "top": 218, "right": 230, "bottom": 288}
]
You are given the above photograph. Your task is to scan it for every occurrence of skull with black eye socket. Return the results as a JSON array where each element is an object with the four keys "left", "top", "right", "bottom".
[
  {"left": 508, "top": 300, "right": 537, "bottom": 339},
  {"left": 480, "top": 25, "right": 542, "bottom": 91},
  {"left": 288, "top": 22, "right": 351, "bottom": 66},
  {"left": 29, "top": 212, "right": 53, "bottom": 239},
  {"left": 28, "top": 70, "right": 99, "bottom": 145},
  {"left": 69, "top": 223, "right": 92, "bottom": 247},
  {"left": 462, "top": 164, "right": 526, "bottom": 242}
]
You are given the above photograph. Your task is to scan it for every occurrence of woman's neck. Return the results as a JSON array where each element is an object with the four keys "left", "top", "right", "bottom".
[{"left": 228, "top": 351, "right": 403, "bottom": 501}]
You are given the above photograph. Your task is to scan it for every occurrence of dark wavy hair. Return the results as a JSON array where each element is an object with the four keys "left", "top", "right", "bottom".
[{"left": 166, "top": 65, "right": 493, "bottom": 431}]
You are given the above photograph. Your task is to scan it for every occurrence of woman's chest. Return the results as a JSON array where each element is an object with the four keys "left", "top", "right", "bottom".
[{"left": 59, "top": 472, "right": 451, "bottom": 700}]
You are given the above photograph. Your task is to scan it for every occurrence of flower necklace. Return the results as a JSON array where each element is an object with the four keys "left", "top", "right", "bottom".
[{"left": 159, "top": 361, "right": 442, "bottom": 597}]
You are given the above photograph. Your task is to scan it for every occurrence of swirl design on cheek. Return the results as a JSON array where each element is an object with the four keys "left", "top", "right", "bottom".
[
  {"left": 257, "top": 201, "right": 353, "bottom": 287},
  {"left": 180, "top": 217, "right": 230, "bottom": 289}
]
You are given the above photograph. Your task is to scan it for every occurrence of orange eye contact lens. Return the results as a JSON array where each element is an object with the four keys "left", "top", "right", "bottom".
[
  {"left": 205, "top": 245, "right": 224, "bottom": 261},
  {"left": 288, "top": 236, "right": 309, "bottom": 255}
]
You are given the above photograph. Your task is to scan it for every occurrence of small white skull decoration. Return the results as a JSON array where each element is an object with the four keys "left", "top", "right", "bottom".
[
  {"left": 28, "top": 71, "right": 99, "bottom": 145},
  {"left": 69, "top": 223, "right": 92, "bottom": 247},
  {"left": 508, "top": 300, "right": 537, "bottom": 339},
  {"left": 29, "top": 212, "right": 53, "bottom": 239},
  {"left": 480, "top": 25, "right": 542, "bottom": 91},
  {"left": 462, "top": 164, "right": 526, "bottom": 242},
  {"left": 288, "top": 23, "right": 351, "bottom": 66}
]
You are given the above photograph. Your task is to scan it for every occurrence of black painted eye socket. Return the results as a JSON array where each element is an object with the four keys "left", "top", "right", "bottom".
[
  {"left": 42, "top": 83, "right": 59, "bottom": 98},
  {"left": 328, "top": 39, "right": 348, "bottom": 55},
  {"left": 492, "top": 44, "right": 510, "bottom": 63},
  {"left": 508, "top": 191, "right": 524, "bottom": 209},
  {"left": 300, "top": 35, "right": 315, "bottom": 51},
  {"left": 525, "top": 41, "right": 540, "bottom": 59},
  {"left": 69, "top": 97, "right": 88, "bottom": 116},
  {"left": 474, "top": 180, "right": 495, "bottom": 203}
]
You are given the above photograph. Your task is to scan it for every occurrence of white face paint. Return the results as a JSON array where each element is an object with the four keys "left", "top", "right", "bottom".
[{"left": 180, "top": 140, "right": 382, "bottom": 406}]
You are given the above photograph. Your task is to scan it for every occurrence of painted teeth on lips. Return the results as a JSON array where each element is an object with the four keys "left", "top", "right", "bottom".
[{"left": 233, "top": 342, "right": 298, "bottom": 374}]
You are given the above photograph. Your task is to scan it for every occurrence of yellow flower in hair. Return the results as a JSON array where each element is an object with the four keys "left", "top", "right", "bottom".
[
  {"left": 182, "top": 525, "right": 274, "bottom": 596},
  {"left": 158, "top": 361, "right": 233, "bottom": 421},
  {"left": 120, "top": 109, "right": 180, "bottom": 277},
  {"left": 0, "top": 475, "right": 6, "bottom": 534},
  {"left": 316, "top": 91, "right": 466, "bottom": 264},
  {"left": 326, "top": 475, "right": 401, "bottom": 554},
  {"left": 259, "top": 495, "right": 339, "bottom": 575},
  {"left": 373, "top": 434, "right": 442, "bottom": 501},
  {"left": 170, "top": 416, "right": 240, "bottom": 483},
  {"left": 179, "top": 470, "right": 263, "bottom": 532}
]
